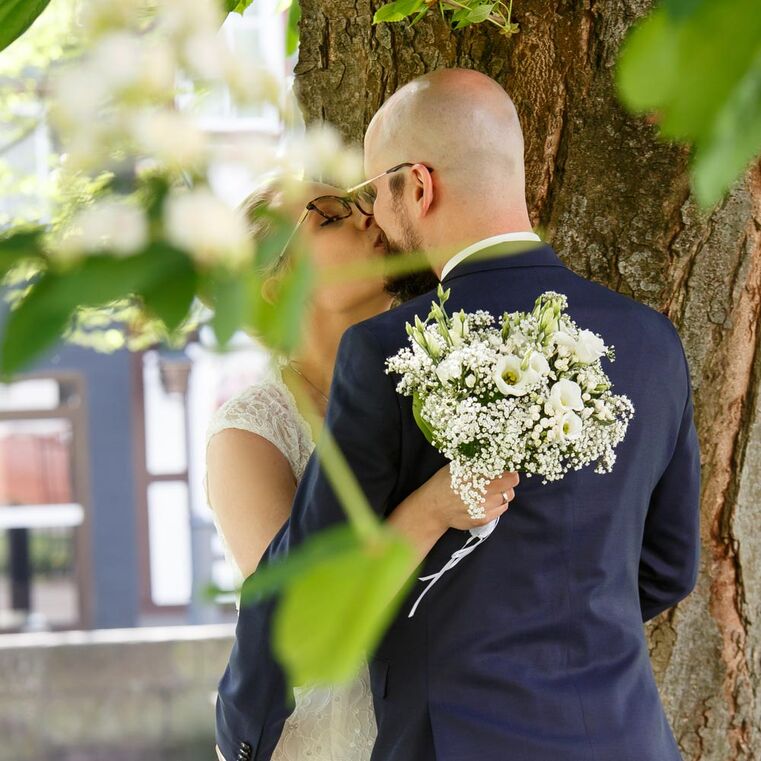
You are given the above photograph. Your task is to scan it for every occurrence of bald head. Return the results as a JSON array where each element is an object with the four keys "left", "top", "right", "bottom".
[{"left": 365, "top": 68, "right": 526, "bottom": 199}]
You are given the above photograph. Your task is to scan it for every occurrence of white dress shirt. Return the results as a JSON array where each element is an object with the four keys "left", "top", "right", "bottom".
[{"left": 439, "top": 231, "right": 542, "bottom": 281}]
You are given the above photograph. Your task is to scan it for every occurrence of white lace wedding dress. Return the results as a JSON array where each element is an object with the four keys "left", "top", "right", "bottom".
[{"left": 205, "top": 361, "right": 378, "bottom": 760}]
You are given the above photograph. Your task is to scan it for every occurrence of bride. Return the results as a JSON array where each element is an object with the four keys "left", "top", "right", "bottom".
[{"left": 205, "top": 175, "right": 516, "bottom": 761}]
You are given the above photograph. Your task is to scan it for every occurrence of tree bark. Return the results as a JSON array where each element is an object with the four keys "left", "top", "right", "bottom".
[{"left": 293, "top": 1, "right": 761, "bottom": 758}]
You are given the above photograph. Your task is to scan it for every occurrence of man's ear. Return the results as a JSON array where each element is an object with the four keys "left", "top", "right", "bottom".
[{"left": 412, "top": 164, "right": 434, "bottom": 216}]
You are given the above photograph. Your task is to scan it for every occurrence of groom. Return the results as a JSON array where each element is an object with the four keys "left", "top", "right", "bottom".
[{"left": 216, "top": 68, "right": 701, "bottom": 761}]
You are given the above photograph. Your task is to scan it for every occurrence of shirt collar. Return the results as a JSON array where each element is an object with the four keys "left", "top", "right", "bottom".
[{"left": 439, "top": 232, "right": 542, "bottom": 281}]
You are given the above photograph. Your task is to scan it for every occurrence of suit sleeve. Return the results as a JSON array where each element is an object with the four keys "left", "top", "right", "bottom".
[
  {"left": 638, "top": 337, "right": 702, "bottom": 623},
  {"left": 215, "top": 322, "right": 403, "bottom": 760}
]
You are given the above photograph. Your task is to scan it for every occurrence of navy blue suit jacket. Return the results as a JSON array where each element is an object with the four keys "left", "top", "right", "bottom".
[{"left": 216, "top": 242, "right": 701, "bottom": 761}]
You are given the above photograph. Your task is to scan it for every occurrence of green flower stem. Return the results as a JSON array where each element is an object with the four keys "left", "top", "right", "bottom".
[{"left": 286, "top": 372, "right": 384, "bottom": 543}]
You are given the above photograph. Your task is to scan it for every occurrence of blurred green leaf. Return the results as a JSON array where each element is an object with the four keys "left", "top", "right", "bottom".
[
  {"left": 250, "top": 249, "right": 313, "bottom": 354},
  {"left": 616, "top": 0, "right": 761, "bottom": 206},
  {"left": 693, "top": 49, "right": 761, "bottom": 205},
  {"left": 1, "top": 273, "right": 71, "bottom": 379},
  {"left": 239, "top": 523, "right": 360, "bottom": 604},
  {"left": 1, "top": 244, "right": 195, "bottom": 376},
  {"left": 224, "top": 0, "right": 253, "bottom": 13},
  {"left": 252, "top": 205, "right": 295, "bottom": 273},
  {"left": 373, "top": 0, "right": 425, "bottom": 24},
  {"left": 273, "top": 529, "right": 416, "bottom": 687},
  {"left": 140, "top": 246, "right": 198, "bottom": 332},
  {"left": 662, "top": 0, "right": 706, "bottom": 19},
  {"left": 286, "top": 0, "right": 301, "bottom": 56},
  {"left": 209, "top": 271, "right": 254, "bottom": 346},
  {"left": 0, "top": 0, "right": 52, "bottom": 52},
  {"left": 0, "top": 229, "right": 45, "bottom": 278}
]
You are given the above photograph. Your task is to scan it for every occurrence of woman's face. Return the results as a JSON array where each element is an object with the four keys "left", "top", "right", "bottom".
[{"left": 291, "top": 182, "right": 390, "bottom": 314}]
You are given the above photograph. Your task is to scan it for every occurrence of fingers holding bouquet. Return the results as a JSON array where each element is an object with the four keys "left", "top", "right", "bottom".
[
  {"left": 471, "top": 470, "right": 520, "bottom": 528},
  {"left": 422, "top": 463, "right": 519, "bottom": 532}
]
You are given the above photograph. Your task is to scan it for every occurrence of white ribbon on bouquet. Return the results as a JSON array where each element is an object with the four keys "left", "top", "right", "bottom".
[{"left": 407, "top": 515, "right": 500, "bottom": 618}]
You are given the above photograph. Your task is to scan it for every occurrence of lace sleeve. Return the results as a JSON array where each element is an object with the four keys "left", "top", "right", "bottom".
[
  {"left": 205, "top": 382, "right": 311, "bottom": 478},
  {"left": 203, "top": 381, "right": 315, "bottom": 592}
]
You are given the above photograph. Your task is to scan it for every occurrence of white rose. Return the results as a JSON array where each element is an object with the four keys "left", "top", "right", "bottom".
[
  {"left": 494, "top": 355, "right": 539, "bottom": 397},
  {"left": 573, "top": 329, "right": 607, "bottom": 364},
  {"left": 548, "top": 378, "right": 584, "bottom": 413}
]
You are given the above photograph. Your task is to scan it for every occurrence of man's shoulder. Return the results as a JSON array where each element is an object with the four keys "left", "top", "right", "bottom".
[{"left": 565, "top": 269, "right": 678, "bottom": 336}]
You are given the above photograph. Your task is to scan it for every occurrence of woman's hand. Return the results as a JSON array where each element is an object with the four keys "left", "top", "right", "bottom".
[
  {"left": 385, "top": 464, "right": 519, "bottom": 574},
  {"left": 417, "top": 463, "right": 519, "bottom": 533}
]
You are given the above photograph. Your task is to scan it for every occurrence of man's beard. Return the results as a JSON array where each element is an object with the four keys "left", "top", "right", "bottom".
[{"left": 382, "top": 210, "right": 439, "bottom": 305}]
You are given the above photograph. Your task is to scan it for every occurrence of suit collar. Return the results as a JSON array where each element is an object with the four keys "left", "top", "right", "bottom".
[{"left": 439, "top": 240, "right": 566, "bottom": 284}]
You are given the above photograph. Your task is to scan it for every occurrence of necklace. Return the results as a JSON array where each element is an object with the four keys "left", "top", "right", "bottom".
[{"left": 286, "top": 361, "right": 329, "bottom": 403}]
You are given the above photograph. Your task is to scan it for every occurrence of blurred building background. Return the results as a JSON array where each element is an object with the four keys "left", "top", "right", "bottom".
[{"left": 0, "top": 3, "right": 297, "bottom": 759}]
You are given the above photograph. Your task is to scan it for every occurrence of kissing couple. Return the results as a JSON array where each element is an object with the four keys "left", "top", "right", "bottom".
[{"left": 209, "top": 67, "right": 701, "bottom": 761}]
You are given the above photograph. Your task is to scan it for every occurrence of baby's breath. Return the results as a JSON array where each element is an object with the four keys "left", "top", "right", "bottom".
[{"left": 385, "top": 289, "right": 635, "bottom": 519}]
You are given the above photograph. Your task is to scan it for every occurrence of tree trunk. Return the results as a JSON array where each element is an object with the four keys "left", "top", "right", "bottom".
[{"left": 293, "top": 1, "right": 761, "bottom": 758}]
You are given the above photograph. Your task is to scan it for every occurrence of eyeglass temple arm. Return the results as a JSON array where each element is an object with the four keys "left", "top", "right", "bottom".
[{"left": 276, "top": 206, "right": 309, "bottom": 264}]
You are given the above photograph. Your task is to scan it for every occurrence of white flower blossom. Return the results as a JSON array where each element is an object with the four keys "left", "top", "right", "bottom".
[
  {"left": 494, "top": 354, "right": 539, "bottom": 397},
  {"left": 164, "top": 189, "right": 253, "bottom": 269},
  {"left": 573, "top": 329, "right": 607, "bottom": 364},
  {"left": 549, "top": 378, "right": 584, "bottom": 413},
  {"left": 59, "top": 198, "right": 148, "bottom": 259}
]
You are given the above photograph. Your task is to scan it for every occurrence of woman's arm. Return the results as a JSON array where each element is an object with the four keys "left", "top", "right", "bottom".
[
  {"left": 206, "top": 428, "right": 297, "bottom": 578},
  {"left": 207, "top": 427, "right": 517, "bottom": 582},
  {"left": 386, "top": 464, "right": 519, "bottom": 574}
]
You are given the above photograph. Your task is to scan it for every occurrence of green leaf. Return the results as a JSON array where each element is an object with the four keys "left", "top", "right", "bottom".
[
  {"left": 208, "top": 271, "right": 255, "bottom": 346},
  {"left": 412, "top": 391, "right": 435, "bottom": 444},
  {"left": 0, "top": 229, "right": 45, "bottom": 278},
  {"left": 252, "top": 205, "right": 295, "bottom": 273},
  {"left": 373, "top": 0, "right": 425, "bottom": 24},
  {"left": 1, "top": 244, "right": 195, "bottom": 376},
  {"left": 663, "top": 0, "right": 707, "bottom": 20},
  {"left": 140, "top": 249, "right": 198, "bottom": 332},
  {"left": 224, "top": 0, "right": 254, "bottom": 13},
  {"left": 239, "top": 523, "right": 360, "bottom": 604},
  {"left": 286, "top": 0, "right": 301, "bottom": 56},
  {"left": 465, "top": 3, "right": 495, "bottom": 24},
  {"left": 0, "top": 0, "right": 52, "bottom": 52},
  {"left": 616, "top": 0, "right": 761, "bottom": 207},
  {"left": 250, "top": 249, "right": 313, "bottom": 354},
  {"left": 1, "top": 274, "right": 71, "bottom": 379},
  {"left": 273, "top": 530, "right": 416, "bottom": 687},
  {"left": 693, "top": 48, "right": 761, "bottom": 205}
]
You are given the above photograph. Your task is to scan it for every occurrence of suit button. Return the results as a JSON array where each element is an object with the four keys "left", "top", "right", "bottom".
[{"left": 237, "top": 741, "right": 252, "bottom": 761}]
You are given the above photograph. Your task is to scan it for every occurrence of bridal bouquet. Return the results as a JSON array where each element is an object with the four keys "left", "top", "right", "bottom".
[{"left": 385, "top": 285, "right": 635, "bottom": 616}]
